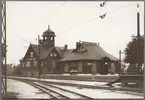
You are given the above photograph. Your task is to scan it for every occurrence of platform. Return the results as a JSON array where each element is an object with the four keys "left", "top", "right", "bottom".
[{"left": 7, "top": 75, "right": 143, "bottom": 93}]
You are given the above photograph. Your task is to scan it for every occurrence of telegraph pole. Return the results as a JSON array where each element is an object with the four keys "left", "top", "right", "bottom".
[
  {"left": 119, "top": 50, "right": 121, "bottom": 74},
  {"left": 1, "top": 1, "right": 7, "bottom": 96},
  {"left": 38, "top": 35, "right": 41, "bottom": 78},
  {"left": 137, "top": 4, "right": 140, "bottom": 74}
]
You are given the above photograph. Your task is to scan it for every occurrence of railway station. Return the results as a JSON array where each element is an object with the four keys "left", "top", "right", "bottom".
[
  {"left": 19, "top": 25, "right": 120, "bottom": 77},
  {"left": 1, "top": 1, "right": 144, "bottom": 99}
]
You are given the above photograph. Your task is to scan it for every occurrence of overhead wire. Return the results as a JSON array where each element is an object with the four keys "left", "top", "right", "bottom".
[
  {"left": 107, "top": 3, "right": 133, "bottom": 15},
  {"left": 62, "top": 3, "right": 133, "bottom": 33},
  {"left": 64, "top": 1, "right": 107, "bottom": 32},
  {"left": 35, "top": 1, "right": 104, "bottom": 36},
  {"left": 33, "top": 1, "right": 67, "bottom": 44},
  {"left": 43, "top": 1, "right": 67, "bottom": 25}
]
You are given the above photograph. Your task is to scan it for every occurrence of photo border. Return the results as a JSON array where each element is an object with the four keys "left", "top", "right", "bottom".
[{"left": 0, "top": 0, "right": 144, "bottom": 100}]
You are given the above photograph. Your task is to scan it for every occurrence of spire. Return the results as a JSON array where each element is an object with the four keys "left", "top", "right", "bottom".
[{"left": 48, "top": 25, "right": 50, "bottom": 30}]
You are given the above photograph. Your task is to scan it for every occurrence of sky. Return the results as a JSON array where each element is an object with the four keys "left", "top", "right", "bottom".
[{"left": 6, "top": 1, "right": 144, "bottom": 64}]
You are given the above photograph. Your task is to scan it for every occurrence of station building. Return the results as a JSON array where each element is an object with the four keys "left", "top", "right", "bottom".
[
  {"left": 57, "top": 41, "right": 119, "bottom": 75},
  {"left": 19, "top": 25, "right": 119, "bottom": 77},
  {"left": 19, "top": 25, "right": 72, "bottom": 77}
]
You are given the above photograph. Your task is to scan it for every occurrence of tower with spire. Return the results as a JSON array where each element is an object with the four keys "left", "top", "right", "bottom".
[{"left": 40, "top": 25, "right": 56, "bottom": 49}]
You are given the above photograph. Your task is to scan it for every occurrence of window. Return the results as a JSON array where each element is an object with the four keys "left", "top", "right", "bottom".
[
  {"left": 52, "top": 60, "right": 56, "bottom": 67},
  {"left": 34, "top": 61, "right": 37, "bottom": 67},
  {"left": 50, "top": 53, "right": 57, "bottom": 57},
  {"left": 78, "top": 46, "right": 85, "bottom": 52},
  {"left": 30, "top": 52, "right": 34, "bottom": 58},
  {"left": 27, "top": 61, "right": 30, "bottom": 67},
  {"left": 50, "top": 37, "right": 53, "bottom": 40},
  {"left": 22, "top": 62, "right": 25, "bottom": 67}
]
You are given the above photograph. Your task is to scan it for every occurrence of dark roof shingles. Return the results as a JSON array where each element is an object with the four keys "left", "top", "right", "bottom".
[
  {"left": 31, "top": 44, "right": 53, "bottom": 59},
  {"left": 59, "top": 43, "right": 118, "bottom": 62}
]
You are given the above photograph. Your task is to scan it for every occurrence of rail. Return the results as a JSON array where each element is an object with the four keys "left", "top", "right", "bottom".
[{"left": 33, "top": 82, "right": 95, "bottom": 100}]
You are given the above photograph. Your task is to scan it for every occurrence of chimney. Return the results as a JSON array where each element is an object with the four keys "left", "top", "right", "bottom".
[
  {"left": 76, "top": 42, "right": 80, "bottom": 48},
  {"left": 64, "top": 45, "right": 68, "bottom": 51}
]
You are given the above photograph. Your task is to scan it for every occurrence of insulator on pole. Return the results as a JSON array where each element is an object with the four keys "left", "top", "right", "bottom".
[
  {"left": 100, "top": 1, "right": 107, "bottom": 7},
  {"left": 100, "top": 13, "right": 107, "bottom": 19}
]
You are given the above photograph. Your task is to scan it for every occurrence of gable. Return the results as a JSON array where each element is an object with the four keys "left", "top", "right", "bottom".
[
  {"left": 49, "top": 47, "right": 61, "bottom": 58},
  {"left": 23, "top": 44, "right": 38, "bottom": 61},
  {"left": 76, "top": 44, "right": 86, "bottom": 52}
]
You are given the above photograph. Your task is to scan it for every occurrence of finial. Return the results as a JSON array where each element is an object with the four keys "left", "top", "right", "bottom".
[{"left": 48, "top": 25, "right": 50, "bottom": 29}]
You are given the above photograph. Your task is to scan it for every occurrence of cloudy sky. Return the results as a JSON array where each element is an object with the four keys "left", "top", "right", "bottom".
[{"left": 6, "top": 1, "right": 144, "bottom": 64}]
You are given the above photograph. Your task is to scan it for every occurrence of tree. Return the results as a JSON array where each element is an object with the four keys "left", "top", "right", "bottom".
[{"left": 124, "top": 35, "right": 144, "bottom": 65}]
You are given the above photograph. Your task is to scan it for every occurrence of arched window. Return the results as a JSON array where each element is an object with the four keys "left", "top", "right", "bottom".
[{"left": 50, "top": 37, "right": 53, "bottom": 40}]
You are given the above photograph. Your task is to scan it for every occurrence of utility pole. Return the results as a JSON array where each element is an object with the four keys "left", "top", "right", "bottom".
[
  {"left": 137, "top": 4, "right": 140, "bottom": 74},
  {"left": 1, "top": 1, "right": 7, "bottom": 96},
  {"left": 38, "top": 35, "right": 41, "bottom": 78},
  {"left": 119, "top": 50, "right": 122, "bottom": 74}
]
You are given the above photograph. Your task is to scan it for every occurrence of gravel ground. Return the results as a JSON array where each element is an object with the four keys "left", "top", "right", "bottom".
[
  {"left": 6, "top": 79, "right": 52, "bottom": 99},
  {"left": 51, "top": 84, "right": 143, "bottom": 99}
]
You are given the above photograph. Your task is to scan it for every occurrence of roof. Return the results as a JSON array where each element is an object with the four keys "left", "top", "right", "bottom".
[
  {"left": 59, "top": 42, "right": 118, "bottom": 62},
  {"left": 30, "top": 44, "right": 72, "bottom": 60},
  {"left": 23, "top": 43, "right": 72, "bottom": 61},
  {"left": 20, "top": 57, "right": 23, "bottom": 61},
  {"left": 54, "top": 46, "right": 73, "bottom": 58},
  {"left": 43, "top": 25, "right": 56, "bottom": 37},
  {"left": 31, "top": 44, "right": 53, "bottom": 59},
  {"left": 6, "top": 64, "right": 13, "bottom": 67}
]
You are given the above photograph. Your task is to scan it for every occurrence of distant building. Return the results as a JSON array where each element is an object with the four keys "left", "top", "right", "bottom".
[{"left": 6, "top": 64, "right": 13, "bottom": 75}]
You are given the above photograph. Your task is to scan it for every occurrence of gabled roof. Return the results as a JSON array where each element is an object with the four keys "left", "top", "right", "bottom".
[
  {"left": 31, "top": 44, "right": 53, "bottom": 59},
  {"left": 62, "top": 49, "right": 73, "bottom": 58},
  {"left": 52, "top": 46, "right": 73, "bottom": 58},
  {"left": 20, "top": 57, "right": 23, "bottom": 61},
  {"left": 59, "top": 42, "right": 118, "bottom": 62}
]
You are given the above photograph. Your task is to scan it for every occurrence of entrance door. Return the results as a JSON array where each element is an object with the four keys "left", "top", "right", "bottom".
[{"left": 100, "top": 57, "right": 110, "bottom": 75}]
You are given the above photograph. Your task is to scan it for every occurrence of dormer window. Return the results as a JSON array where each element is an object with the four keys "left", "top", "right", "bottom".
[
  {"left": 78, "top": 46, "right": 85, "bottom": 52},
  {"left": 30, "top": 52, "right": 34, "bottom": 58},
  {"left": 50, "top": 53, "right": 57, "bottom": 57}
]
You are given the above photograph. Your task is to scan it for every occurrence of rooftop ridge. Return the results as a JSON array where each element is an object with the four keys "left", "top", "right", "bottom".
[{"left": 81, "top": 41, "right": 98, "bottom": 46}]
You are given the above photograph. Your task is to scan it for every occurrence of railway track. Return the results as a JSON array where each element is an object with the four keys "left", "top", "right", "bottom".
[{"left": 29, "top": 81, "right": 95, "bottom": 100}]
